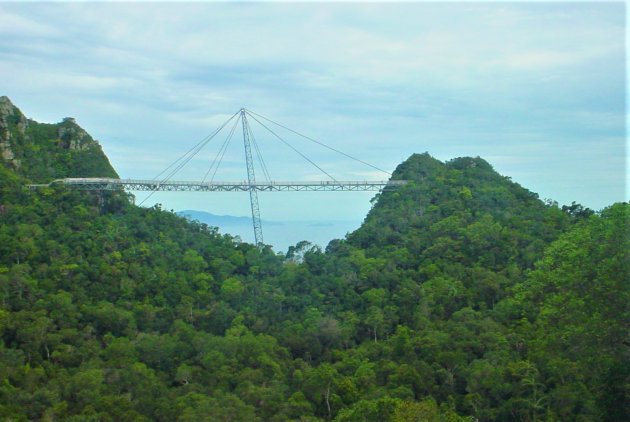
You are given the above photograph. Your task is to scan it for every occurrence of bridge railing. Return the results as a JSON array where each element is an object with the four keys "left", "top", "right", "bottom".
[{"left": 30, "top": 178, "right": 408, "bottom": 192}]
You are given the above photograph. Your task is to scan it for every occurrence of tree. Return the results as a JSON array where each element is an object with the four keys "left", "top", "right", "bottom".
[{"left": 303, "top": 363, "right": 341, "bottom": 420}]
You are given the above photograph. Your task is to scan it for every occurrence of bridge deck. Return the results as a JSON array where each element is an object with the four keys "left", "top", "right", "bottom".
[{"left": 30, "top": 178, "right": 408, "bottom": 192}]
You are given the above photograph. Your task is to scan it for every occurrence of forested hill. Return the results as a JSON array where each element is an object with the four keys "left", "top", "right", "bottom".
[
  {"left": 0, "top": 99, "right": 627, "bottom": 421},
  {"left": 344, "top": 153, "right": 574, "bottom": 310},
  {"left": 351, "top": 153, "right": 568, "bottom": 259},
  {"left": 0, "top": 96, "right": 117, "bottom": 182}
]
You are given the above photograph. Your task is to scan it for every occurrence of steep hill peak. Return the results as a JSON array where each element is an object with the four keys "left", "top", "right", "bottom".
[
  {"left": 348, "top": 153, "right": 568, "bottom": 270},
  {"left": 447, "top": 155, "right": 493, "bottom": 171},
  {"left": 57, "top": 116, "right": 100, "bottom": 151},
  {"left": 0, "top": 95, "right": 19, "bottom": 113},
  {"left": 0, "top": 96, "right": 28, "bottom": 130},
  {"left": 390, "top": 152, "right": 445, "bottom": 181},
  {"left": 0, "top": 96, "right": 118, "bottom": 182},
  {"left": 390, "top": 153, "right": 496, "bottom": 183}
]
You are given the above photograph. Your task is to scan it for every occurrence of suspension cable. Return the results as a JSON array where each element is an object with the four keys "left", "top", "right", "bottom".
[
  {"left": 158, "top": 111, "right": 239, "bottom": 183},
  {"left": 245, "top": 111, "right": 337, "bottom": 182},
  {"left": 202, "top": 113, "right": 241, "bottom": 183},
  {"left": 151, "top": 110, "right": 240, "bottom": 182},
  {"left": 139, "top": 110, "right": 240, "bottom": 206},
  {"left": 245, "top": 109, "right": 391, "bottom": 176},
  {"left": 139, "top": 107, "right": 391, "bottom": 207},
  {"left": 248, "top": 121, "right": 272, "bottom": 183},
  {"left": 209, "top": 114, "right": 241, "bottom": 184}
]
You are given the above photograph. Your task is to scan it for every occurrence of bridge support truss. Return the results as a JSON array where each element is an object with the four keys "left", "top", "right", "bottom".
[
  {"left": 240, "top": 109, "right": 264, "bottom": 246},
  {"left": 32, "top": 179, "right": 407, "bottom": 192}
]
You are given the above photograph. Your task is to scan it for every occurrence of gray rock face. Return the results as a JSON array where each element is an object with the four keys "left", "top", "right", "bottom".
[
  {"left": 0, "top": 96, "right": 14, "bottom": 118},
  {"left": 0, "top": 96, "right": 27, "bottom": 167},
  {"left": 0, "top": 96, "right": 28, "bottom": 133},
  {"left": 58, "top": 124, "right": 92, "bottom": 150},
  {"left": 1, "top": 144, "right": 14, "bottom": 161}
]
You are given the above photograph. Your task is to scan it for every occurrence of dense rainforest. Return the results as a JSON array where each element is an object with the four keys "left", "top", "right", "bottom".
[{"left": 0, "top": 97, "right": 627, "bottom": 421}]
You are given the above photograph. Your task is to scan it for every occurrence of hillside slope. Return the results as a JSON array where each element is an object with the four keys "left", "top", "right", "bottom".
[
  {"left": 0, "top": 100, "right": 626, "bottom": 421},
  {"left": 338, "top": 153, "right": 572, "bottom": 315}
]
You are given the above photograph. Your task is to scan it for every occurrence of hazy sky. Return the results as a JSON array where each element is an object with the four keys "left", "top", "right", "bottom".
[{"left": 1, "top": 1, "right": 626, "bottom": 224}]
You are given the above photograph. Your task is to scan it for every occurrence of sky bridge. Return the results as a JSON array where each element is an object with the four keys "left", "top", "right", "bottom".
[
  {"left": 29, "top": 109, "right": 407, "bottom": 246},
  {"left": 40, "top": 178, "right": 407, "bottom": 192}
]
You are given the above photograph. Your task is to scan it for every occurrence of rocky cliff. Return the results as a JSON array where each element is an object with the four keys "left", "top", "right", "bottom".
[{"left": 0, "top": 96, "right": 118, "bottom": 182}]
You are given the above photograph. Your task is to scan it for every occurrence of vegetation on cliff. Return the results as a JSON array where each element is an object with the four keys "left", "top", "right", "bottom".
[
  {"left": 0, "top": 96, "right": 117, "bottom": 182},
  {"left": 0, "top": 99, "right": 626, "bottom": 421}
]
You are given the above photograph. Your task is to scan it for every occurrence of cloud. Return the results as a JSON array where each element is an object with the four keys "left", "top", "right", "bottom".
[
  {"left": 0, "top": 1, "right": 625, "bottom": 214},
  {"left": 0, "top": 9, "right": 59, "bottom": 38}
]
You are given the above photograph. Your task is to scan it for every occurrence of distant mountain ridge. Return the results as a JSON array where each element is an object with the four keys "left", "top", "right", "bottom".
[
  {"left": 178, "top": 209, "right": 361, "bottom": 252},
  {"left": 178, "top": 210, "right": 283, "bottom": 227}
]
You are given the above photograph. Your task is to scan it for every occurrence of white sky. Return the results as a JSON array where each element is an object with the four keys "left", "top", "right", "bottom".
[{"left": 0, "top": 1, "right": 626, "bottom": 225}]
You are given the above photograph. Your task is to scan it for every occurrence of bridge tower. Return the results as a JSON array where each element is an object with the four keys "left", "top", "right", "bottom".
[{"left": 240, "top": 109, "right": 264, "bottom": 246}]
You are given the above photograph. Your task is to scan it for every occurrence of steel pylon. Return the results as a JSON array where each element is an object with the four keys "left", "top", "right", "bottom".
[{"left": 240, "top": 109, "right": 264, "bottom": 246}]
